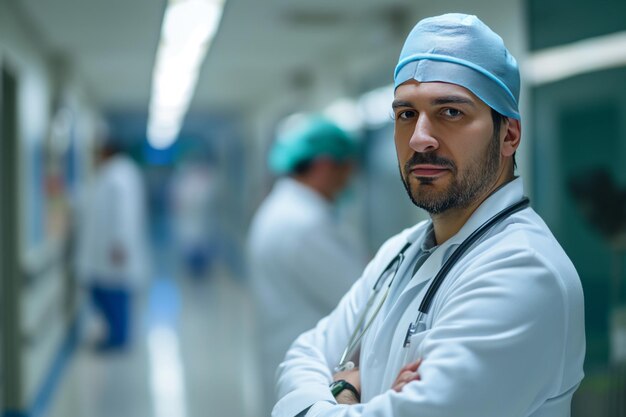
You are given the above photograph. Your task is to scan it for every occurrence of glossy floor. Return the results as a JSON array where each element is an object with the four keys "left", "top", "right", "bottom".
[{"left": 49, "top": 271, "right": 262, "bottom": 417}]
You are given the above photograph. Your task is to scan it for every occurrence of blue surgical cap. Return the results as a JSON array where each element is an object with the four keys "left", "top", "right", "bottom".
[
  {"left": 269, "top": 116, "right": 358, "bottom": 175},
  {"left": 394, "top": 13, "right": 520, "bottom": 120}
]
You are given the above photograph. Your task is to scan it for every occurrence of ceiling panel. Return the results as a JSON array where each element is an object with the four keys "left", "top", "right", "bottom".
[{"left": 16, "top": 0, "right": 415, "bottom": 115}]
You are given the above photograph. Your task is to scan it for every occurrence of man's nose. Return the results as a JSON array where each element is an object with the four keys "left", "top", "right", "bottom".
[{"left": 409, "top": 115, "right": 439, "bottom": 153}]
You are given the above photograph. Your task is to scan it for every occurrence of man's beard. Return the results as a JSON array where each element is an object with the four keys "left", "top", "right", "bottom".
[{"left": 400, "top": 130, "right": 501, "bottom": 214}]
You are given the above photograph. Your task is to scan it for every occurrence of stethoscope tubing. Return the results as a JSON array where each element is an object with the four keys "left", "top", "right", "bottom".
[
  {"left": 336, "top": 247, "right": 409, "bottom": 371},
  {"left": 403, "top": 196, "right": 530, "bottom": 347},
  {"left": 336, "top": 197, "right": 530, "bottom": 369},
  {"left": 417, "top": 197, "right": 530, "bottom": 316}
]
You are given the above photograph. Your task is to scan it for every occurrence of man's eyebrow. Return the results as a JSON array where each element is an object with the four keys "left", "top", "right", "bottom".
[
  {"left": 431, "top": 96, "right": 476, "bottom": 107},
  {"left": 391, "top": 99, "right": 412, "bottom": 109},
  {"left": 392, "top": 96, "right": 477, "bottom": 109}
]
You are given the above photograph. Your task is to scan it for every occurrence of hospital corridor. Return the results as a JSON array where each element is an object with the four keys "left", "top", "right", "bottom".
[
  {"left": 1, "top": 0, "right": 626, "bottom": 416},
  {"left": 48, "top": 272, "right": 260, "bottom": 417}
]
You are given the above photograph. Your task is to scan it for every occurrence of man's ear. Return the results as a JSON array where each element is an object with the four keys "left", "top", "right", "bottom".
[{"left": 501, "top": 118, "right": 521, "bottom": 157}]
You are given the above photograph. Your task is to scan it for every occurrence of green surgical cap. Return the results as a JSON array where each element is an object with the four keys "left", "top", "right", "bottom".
[{"left": 269, "top": 116, "right": 357, "bottom": 174}]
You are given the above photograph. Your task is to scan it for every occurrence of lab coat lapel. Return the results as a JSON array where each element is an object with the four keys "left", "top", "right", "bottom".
[
  {"left": 377, "top": 243, "right": 450, "bottom": 332},
  {"left": 366, "top": 274, "right": 432, "bottom": 374},
  {"left": 365, "top": 223, "right": 474, "bottom": 383},
  {"left": 382, "top": 178, "right": 528, "bottom": 322},
  {"left": 395, "top": 237, "right": 457, "bottom": 305},
  {"left": 362, "top": 179, "right": 529, "bottom": 395},
  {"left": 362, "top": 226, "right": 422, "bottom": 337},
  {"left": 379, "top": 209, "right": 485, "bottom": 331}
]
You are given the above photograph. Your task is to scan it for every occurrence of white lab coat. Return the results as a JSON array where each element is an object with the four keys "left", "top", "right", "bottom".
[
  {"left": 248, "top": 177, "right": 366, "bottom": 413},
  {"left": 76, "top": 154, "right": 149, "bottom": 288},
  {"left": 170, "top": 163, "right": 217, "bottom": 247},
  {"left": 273, "top": 178, "right": 585, "bottom": 417}
]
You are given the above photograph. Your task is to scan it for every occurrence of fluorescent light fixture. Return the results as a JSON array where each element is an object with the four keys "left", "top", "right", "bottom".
[
  {"left": 524, "top": 31, "right": 626, "bottom": 85},
  {"left": 162, "top": 0, "right": 222, "bottom": 46},
  {"left": 147, "top": 0, "right": 226, "bottom": 150}
]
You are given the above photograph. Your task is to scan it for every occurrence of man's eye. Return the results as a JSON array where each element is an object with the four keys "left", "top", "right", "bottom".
[
  {"left": 398, "top": 110, "right": 416, "bottom": 120},
  {"left": 442, "top": 108, "right": 462, "bottom": 118}
]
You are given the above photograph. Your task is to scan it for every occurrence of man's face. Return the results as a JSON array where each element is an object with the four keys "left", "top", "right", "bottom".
[
  {"left": 392, "top": 80, "right": 504, "bottom": 214},
  {"left": 323, "top": 159, "right": 355, "bottom": 200}
]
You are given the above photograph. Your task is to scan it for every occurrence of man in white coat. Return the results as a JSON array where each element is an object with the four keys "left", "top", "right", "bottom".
[
  {"left": 77, "top": 138, "right": 149, "bottom": 350},
  {"left": 273, "top": 13, "right": 585, "bottom": 417},
  {"left": 248, "top": 116, "right": 366, "bottom": 415}
]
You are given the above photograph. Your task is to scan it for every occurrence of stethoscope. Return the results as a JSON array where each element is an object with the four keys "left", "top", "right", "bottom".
[{"left": 335, "top": 197, "right": 530, "bottom": 372}]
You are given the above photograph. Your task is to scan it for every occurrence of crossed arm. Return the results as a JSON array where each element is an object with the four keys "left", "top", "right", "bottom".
[
  {"left": 332, "top": 360, "right": 423, "bottom": 404},
  {"left": 273, "top": 244, "right": 576, "bottom": 417}
]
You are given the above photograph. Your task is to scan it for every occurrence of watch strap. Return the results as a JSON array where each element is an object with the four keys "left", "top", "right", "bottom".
[{"left": 330, "top": 379, "right": 361, "bottom": 402}]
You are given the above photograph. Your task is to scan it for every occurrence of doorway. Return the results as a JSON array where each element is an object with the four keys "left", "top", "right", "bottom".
[
  {"left": 1, "top": 63, "right": 21, "bottom": 413},
  {"left": 532, "top": 66, "right": 626, "bottom": 417}
]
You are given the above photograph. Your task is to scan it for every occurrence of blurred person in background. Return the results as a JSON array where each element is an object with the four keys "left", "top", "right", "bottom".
[
  {"left": 76, "top": 138, "right": 150, "bottom": 351},
  {"left": 272, "top": 13, "right": 585, "bottom": 417},
  {"left": 247, "top": 116, "right": 366, "bottom": 415},
  {"left": 170, "top": 154, "right": 219, "bottom": 279}
]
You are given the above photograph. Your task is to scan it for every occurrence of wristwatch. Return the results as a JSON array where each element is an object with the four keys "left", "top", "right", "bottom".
[{"left": 329, "top": 379, "right": 361, "bottom": 402}]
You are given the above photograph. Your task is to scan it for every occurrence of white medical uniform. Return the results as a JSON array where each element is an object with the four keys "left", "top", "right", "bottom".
[
  {"left": 77, "top": 154, "right": 149, "bottom": 287},
  {"left": 248, "top": 177, "right": 366, "bottom": 414},
  {"left": 273, "top": 178, "right": 585, "bottom": 417}
]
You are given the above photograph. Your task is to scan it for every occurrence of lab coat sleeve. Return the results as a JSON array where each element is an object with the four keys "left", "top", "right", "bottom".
[
  {"left": 273, "top": 235, "right": 408, "bottom": 417},
  {"left": 277, "top": 237, "right": 582, "bottom": 417},
  {"left": 273, "top": 268, "right": 372, "bottom": 417}
]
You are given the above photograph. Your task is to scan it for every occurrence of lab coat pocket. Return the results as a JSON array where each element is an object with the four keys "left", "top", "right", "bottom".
[{"left": 400, "top": 330, "right": 429, "bottom": 366}]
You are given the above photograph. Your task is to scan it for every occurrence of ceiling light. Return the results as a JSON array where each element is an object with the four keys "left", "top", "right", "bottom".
[
  {"left": 147, "top": 0, "right": 226, "bottom": 150},
  {"left": 524, "top": 31, "right": 626, "bottom": 85}
]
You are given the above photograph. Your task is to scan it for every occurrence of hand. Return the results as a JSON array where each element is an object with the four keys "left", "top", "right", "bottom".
[
  {"left": 392, "top": 359, "right": 422, "bottom": 392},
  {"left": 332, "top": 368, "right": 361, "bottom": 405}
]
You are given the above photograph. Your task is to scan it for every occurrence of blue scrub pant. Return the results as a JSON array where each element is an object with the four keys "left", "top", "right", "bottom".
[{"left": 90, "top": 283, "right": 131, "bottom": 349}]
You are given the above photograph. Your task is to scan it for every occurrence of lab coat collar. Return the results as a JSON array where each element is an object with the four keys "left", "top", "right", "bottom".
[
  {"left": 446, "top": 177, "right": 525, "bottom": 247},
  {"left": 364, "top": 178, "right": 526, "bottom": 351},
  {"left": 399, "top": 177, "right": 526, "bottom": 291}
]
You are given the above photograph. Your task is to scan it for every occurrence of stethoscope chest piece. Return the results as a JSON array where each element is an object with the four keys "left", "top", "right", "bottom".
[{"left": 403, "top": 312, "right": 427, "bottom": 347}]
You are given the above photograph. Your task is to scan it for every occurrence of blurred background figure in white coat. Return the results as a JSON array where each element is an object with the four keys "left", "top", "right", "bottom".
[
  {"left": 247, "top": 115, "right": 367, "bottom": 415},
  {"left": 76, "top": 138, "right": 150, "bottom": 351},
  {"left": 170, "top": 155, "right": 219, "bottom": 279}
]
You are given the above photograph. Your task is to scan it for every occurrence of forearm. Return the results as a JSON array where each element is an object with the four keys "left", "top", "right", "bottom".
[
  {"left": 273, "top": 315, "right": 358, "bottom": 417},
  {"left": 331, "top": 369, "right": 361, "bottom": 405},
  {"left": 274, "top": 349, "right": 362, "bottom": 416},
  {"left": 276, "top": 269, "right": 375, "bottom": 400},
  {"left": 273, "top": 239, "right": 410, "bottom": 416},
  {"left": 335, "top": 390, "right": 358, "bottom": 405}
]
